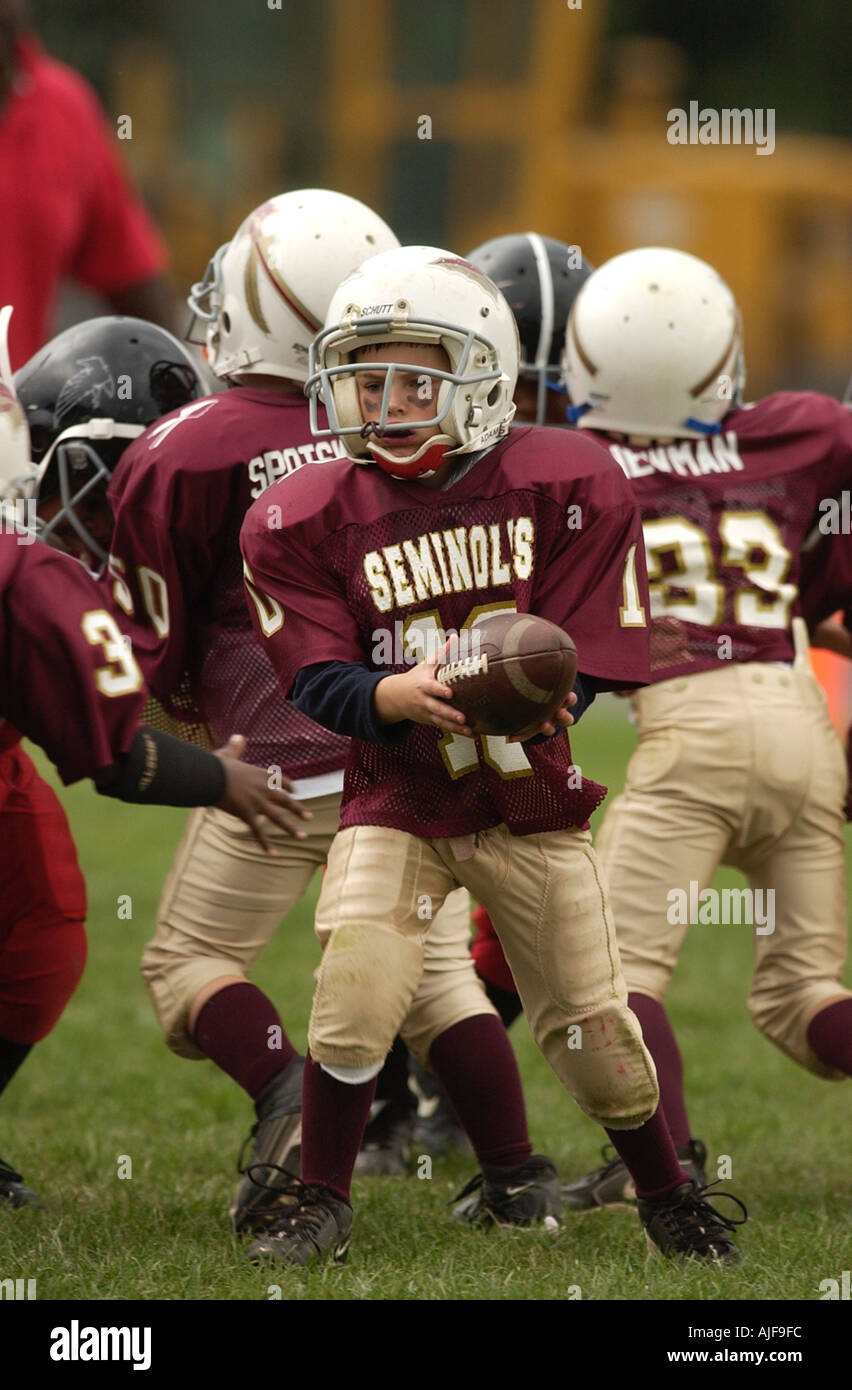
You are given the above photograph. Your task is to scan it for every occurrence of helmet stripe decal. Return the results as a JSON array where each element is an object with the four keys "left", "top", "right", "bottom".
[
  {"left": 526, "top": 232, "right": 554, "bottom": 371},
  {"left": 569, "top": 316, "right": 598, "bottom": 376},
  {"left": 244, "top": 246, "right": 272, "bottom": 336},
  {"left": 256, "top": 242, "right": 322, "bottom": 334},
  {"left": 689, "top": 315, "right": 741, "bottom": 397}
]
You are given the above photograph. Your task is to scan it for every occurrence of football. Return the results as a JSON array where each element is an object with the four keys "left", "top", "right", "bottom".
[{"left": 436, "top": 612, "right": 578, "bottom": 739}]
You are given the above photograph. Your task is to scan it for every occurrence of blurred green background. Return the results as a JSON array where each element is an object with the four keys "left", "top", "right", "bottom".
[{"left": 32, "top": 0, "right": 852, "bottom": 396}]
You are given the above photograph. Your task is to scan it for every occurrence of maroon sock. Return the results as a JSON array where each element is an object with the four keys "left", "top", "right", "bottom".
[
  {"left": 301, "top": 1054, "right": 376, "bottom": 1204},
  {"left": 192, "top": 982, "right": 297, "bottom": 1099},
  {"left": 807, "top": 998, "right": 852, "bottom": 1074},
  {"left": 606, "top": 1106, "right": 690, "bottom": 1200},
  {"left": 629, "top": 991, "right": 692, "bottom": 1149},
  {"left": 429, "top": 1014, "right": 532, "bottom": 1171}
]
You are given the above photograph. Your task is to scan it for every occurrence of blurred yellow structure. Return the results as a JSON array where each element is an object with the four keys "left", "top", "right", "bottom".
[
  {"left": 107, "top": 0, "right": 850, "bottom": 396},
  {"left": 325, "top": 0, "right": 851, "bottom": 396}
]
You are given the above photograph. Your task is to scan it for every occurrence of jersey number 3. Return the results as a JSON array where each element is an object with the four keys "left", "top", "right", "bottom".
[{"left": 81, "top": 610, "right": 144, "bottom": 697}]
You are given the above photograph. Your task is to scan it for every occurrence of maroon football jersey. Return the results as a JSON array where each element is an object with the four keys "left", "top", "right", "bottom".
[
  {"left": 105, "top": 386, "right": 350, "bottom": 778},
  {"left": 0, "top": 532, "right": 144, "bottom": 782},
  {"left": 798, "top": 491, "right": 852, "bottom": 821},
  {"left": 241, "top": 427, "right": 651, "bottom": 837},
  {"left": 799, "top": 496, "right": 852, "bottom": 631},
  {"left": 584, "top": 392, "right": 852, "bottom": 682}
]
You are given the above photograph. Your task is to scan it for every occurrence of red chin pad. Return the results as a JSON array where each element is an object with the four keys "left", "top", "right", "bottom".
[{"left": 369, "top": 441, "right": 450, "bottom": 479}]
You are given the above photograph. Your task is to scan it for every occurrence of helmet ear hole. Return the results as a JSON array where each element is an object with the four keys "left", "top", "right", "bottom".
[
  {"left": 222, "top": 311, "right": 231, "bottom": 333},
  {"left": 486, "top": 383, "right": 501, "bottom": 407}
]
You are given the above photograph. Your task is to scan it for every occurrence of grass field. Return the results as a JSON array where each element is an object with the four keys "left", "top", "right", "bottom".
[{"left": 2, "top": 702, "right": 850, "bottom": 1303}]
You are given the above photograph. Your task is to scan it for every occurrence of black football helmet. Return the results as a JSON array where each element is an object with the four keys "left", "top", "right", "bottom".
[
  {"left": 466, "top": 234, "right": 593, "bottom": 424},
  {"left": 15, "top": 317, "right": 204, "bottom": 573}
]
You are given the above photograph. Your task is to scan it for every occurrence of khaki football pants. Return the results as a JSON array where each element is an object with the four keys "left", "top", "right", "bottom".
[
  {"left": 309, "top": 823, "right": 659, "bottom": 1129},
  {"left": 141, "top": 792, "right": 494, "bottom": 1060},
  {"left": 595, "top": 661, "right": 850, "bottom": 1079}
]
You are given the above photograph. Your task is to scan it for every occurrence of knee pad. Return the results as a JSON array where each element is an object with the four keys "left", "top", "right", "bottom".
[
  {"left": 534, "top": 1001, "right": 660, "bottom": 1129},
  {"left": 308, "top": 923, "right": 424, "bottom": 1070}
]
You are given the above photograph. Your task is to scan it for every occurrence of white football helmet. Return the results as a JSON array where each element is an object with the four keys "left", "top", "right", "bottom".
[
  {"left": 187, "top": 189, "right": 399, "bottom": 382},
  {"left": 307, "top": 245, "right": 519, "bottom": 478},
  {"left": 0, "top": 306, "right": 35, "bottom": 504},
  {"left": 563, "top": 247, "right": 745, "bottom": 438}
]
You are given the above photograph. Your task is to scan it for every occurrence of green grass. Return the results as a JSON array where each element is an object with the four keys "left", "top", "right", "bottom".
[{"left": 1, "top": 701, "right": 849, "bottom": 1301}]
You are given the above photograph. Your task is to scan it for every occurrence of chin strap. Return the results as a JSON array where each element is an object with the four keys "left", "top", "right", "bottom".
[
  {"left": 368, "top": 438, "right": 453, "bottom": 479},
  {"left": 567, "top": 400, "right": 729, "bottom": 436},
  {"left": 682, "top": 416, "right": 724, "bottom": 436}
]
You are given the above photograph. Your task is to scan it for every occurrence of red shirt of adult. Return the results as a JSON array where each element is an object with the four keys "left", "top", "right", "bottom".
[{"left": 0, "top": 35, "right": 167, "bottom": 369}]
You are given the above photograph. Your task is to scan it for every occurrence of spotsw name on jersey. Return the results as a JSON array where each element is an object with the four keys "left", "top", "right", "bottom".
[
  {"left": 248, "top": 439, "right": 346, "bottom": 498},
  {"left": 608, "top": 431, "right": 745, "bottom": 480},
  {"left": 365, "top": 517, "right": 534, "bottom": 613}
]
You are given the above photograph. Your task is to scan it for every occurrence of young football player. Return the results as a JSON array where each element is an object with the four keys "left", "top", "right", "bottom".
[
  {"left": 0, "top": 535, "right": 307, "bottom": 837},
  {"left": 455, "top": 238, "right": 708, "bottom": 1195},
  {"left": 37, "top": 195, "right": 556, "bottom": 1238},
  {"left": 463, "top": 231, "right": 594, "bottom": 1031},
  {"left": 240, "top": 244, "right": 748, "bottom": 1267},
  {"left": 0, "top": 331, "right": 305, "bottom": 1207},
  {"left": 0, "top": 533, "right": 307, "bottom": 1202},
  {"left": 551, "top": 247, "right": 852, "bottom": 1208},
  {"left": 379, "top": 233, "right": 595, "bottom": 1158}
]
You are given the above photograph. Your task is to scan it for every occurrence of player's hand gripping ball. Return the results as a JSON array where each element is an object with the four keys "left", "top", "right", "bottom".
[{"left": 437, "top": 613, "right": 577, "bottom": 740}]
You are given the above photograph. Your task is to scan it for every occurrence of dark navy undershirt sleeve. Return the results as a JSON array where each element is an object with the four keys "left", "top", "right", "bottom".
[
  {"left": 291, "top": 661, "right": 414, "bottom": 746},
  {"left": 570, "top": 673, "right": 597, "bottom": 723},
  {"left": 523, "top": 673, "right": 597, "bottom": 745},
  {"left": 293, "top": 665, "right": 597, "bottom": 748}
]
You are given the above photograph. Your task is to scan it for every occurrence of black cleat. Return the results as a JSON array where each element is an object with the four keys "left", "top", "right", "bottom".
[
  {"left": 230, "top": 1057, "right": 304, "bottom": 1234},
  {"left": 638, "top": 1180, "right": 746, "bottom": 1265},
  {"left": 0, "top": 1156, "right": 39, "bottom": 1208},
  {"left": 561, "top": 1139, "right": 708, "bottom": 1211},
  {"left": 409, "top": 1057, "right": 470, "bottom": 1157},
  {"left": 245, "top": 1180, "right": 352, "bottom": 1267},
  {"left": 354, "top": 1098, "right": 416, "bottom": 1177},
  {"left": 452, "top": 1154, "right": 562, "bottom": 1228}
]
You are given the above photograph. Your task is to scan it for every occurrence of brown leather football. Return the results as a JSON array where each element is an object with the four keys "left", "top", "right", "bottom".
[{"left": 436, "top": 612, "right": 578, "bottom": 739}]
